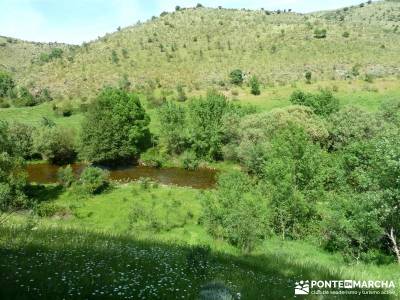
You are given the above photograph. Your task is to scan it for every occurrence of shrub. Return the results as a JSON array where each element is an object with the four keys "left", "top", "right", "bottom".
[
  {"left": 8, "top": 122, "right": 35, "bottom": 159},
  {"left": 33, "top": 125, "right": 76, "bottom": 165},
  {"left": 0, "top": 98, "right": 10, "bottom": 108},
  {"left": 249, "top": 75, "right": 261, "bottom": 95},
  {"left": 327, "top": 106, "right": 382, "bottom": 150},
  {"left": 79, "top": 166, "right": 109, "bottom": 194},
  {"left": 15, "top": 87, "right": 36, "bottom": 107},
  {"left": 35, "top": 202, "right": 67, "bottom": 217},
  {"left": 0, "top": 150, "right": 28, "bottom": 212},
  {"left": 139, "top": 147, "right": 166, "bottom": 168},
  {"left": 79, "top": 87, "right": 151, "bottom": 164},
  {"left": 176, "top": 84, "right": 187, "bottom": 102},
  {"left": 202, "top": 171, "right": 269, "bottom": 252},
  {"left": 54, "top": 102, "right": 73, "bottom": 117},
  {"left": 305, "top": 71, "right": 312, "bottom": 83},
  {"left": 342, "top": 31, "right": 350, "bottom": 38},
  {"left": 187, "top": 90, "right": 234, "bottom": 159},
  {"left": 57, "top": 165, "right": 75, "bottom": 188},
  {"left": 0, "top": 72, "right": 15, "bottom": 97},
  {"left": 314, "top": 28, "right": 327, "bottom": 39},
  {"left": 182, "top": 150, "right": 199, "bottom": 170},
  {"left": 158, "top": 101, "right": 188, "bottom": 154},
  {"left": 229, "top": 69, "right": 244, "bottom": 85},
  {"left": 290, "top": 89, "right": 339, "bottom": 117}
]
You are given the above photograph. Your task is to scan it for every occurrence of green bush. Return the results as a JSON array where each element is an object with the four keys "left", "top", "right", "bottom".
[
  {"left": 57, "top": 165, "right": 75, "bottom": 188},
  {"left": 35, "top": 202, "right": 67, "bottom": 217},
  {"left": 249, "top": 75, "right": 261, "bottom": 95},
  {"left": 176, "top": 84, "right": 187, "bottom": 102},
  {"left": 0, "top": 98, "right": 10, "bottom": 108},
  {"left": 182, "top": 150, "right": 199, "bottom": 170},
  {"left": 314, "top": 28, "right": 327, "bottom": 39},
  {"left": 139, "top": 147, "right": 166, "bottom": 168},
  {"left": 79, "top": 166, "right": 109, "bottom": 194},
  {"left": 290, "top": 90, "right": 339, "bottom": 117},
  {"left": 158, "top": 101, "right": 188, "bottom": 154},
  {"left": 14, "top": 87, "right": 36, "bottom": 107},
  {"left": 229, "top": 69, "right": 244, "bottom": 85},
  {"left": 8, "top": 122, "right": 35, "bottom": 159},
  {"left": 202, "top": 171, "right": 269, "bottom": 253},
  {"left": 0, "top": 72, "right": 15, "bottom": 97},
  {"left": 33, "top": 125, "right": 76, "bottom": 165}
]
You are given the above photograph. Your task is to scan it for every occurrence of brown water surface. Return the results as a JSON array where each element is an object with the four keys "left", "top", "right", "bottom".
[{"left": 27, "top": 163, "right": 217, "bottom": 189}]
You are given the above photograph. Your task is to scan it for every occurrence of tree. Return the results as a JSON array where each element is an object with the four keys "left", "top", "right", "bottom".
[
  {"left": 261, "top": 126, "right": 327, "bottom": 239},
  {"left": 290, "top": 90, "right": 339, "bottom": 117},
  {"left": 229, "top": 69, "right": 244, "bottom": 85},
  {"left": 7, "top": 122, "right": 35, "bottom": 159},
  {"left": 33, "top": 125, "right": 76, "bottom": 165},
  {"left": 327, "top": 106, "right": 383, "bottom": 150},
  {"left": 187, "top": 90, "right": 233, "bottom": 160},
  {"left": 158, "top": 101, "right": 187, "bottom": 154},
  {"left": 79, "top": 87, "right": 151, "bottom": 164},
  {"left": 202, "top": 171, "right": 269, "bottom": 253},
  {"left": 0, "top": 121, "right": 28, "bottom": 211},
  {"left": 0, "top": 72, "right": 15, "bottom": 98},
  {"left": 249, "top": 75, "right": 261, "bottom": 95}
]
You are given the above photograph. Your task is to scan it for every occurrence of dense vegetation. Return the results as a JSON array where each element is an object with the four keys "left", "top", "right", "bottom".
[{"left": 1, "top": 1, "right": 400, "bottom": 299}]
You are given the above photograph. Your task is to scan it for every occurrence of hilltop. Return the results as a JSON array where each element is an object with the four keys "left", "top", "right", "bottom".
[{"left": 0, "top": 1, "right": 400, "bottom": 97}]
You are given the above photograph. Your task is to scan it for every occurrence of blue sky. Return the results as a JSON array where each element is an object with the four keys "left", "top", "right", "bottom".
[{"left": 0, "top": 0, "right": 366, "bottom": 44}]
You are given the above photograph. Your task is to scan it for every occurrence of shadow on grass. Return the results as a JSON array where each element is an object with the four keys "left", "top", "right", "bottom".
[
  {"left": 0, "top": 226, "right": 394, "bottom": 300},
  {"left": 25, "top": 184, "right": 64, "bottom": 204}
]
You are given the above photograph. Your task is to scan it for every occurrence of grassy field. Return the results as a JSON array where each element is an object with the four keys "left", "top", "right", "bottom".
[
  {"left": 1, "top": 78, "right": 399, "bottom": 135},
  {"left": 1, "top": 182, "right": 399, "bottom": 299}
]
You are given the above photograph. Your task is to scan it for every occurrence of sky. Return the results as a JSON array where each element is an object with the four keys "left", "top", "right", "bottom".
[{"left": 0, "top": 0, "right": 366, "bottom": 44}]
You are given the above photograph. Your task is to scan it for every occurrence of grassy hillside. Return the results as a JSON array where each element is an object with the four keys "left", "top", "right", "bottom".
[{"left": 1, "top": 1, "right": 399, "bottom": 97}]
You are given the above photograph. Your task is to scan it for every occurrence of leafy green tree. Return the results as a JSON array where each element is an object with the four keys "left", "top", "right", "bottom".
[
  {"left": 249, "top": 75, "right": 261, "bottom": 95},
  {"left": 236, "top": 106, "right": 328, "bottom": 174},
  {"left": 7, "top": 122, "right": 35, "bottom": 159},
  {"left": 0, "top": 72, "right": 15, "bottom": 97},
  {"left": 187, "top": 90, "right": 233, "bottom": 160},
  {"left": 0, "top": 121, "right": 28, "bottom": 211},
  {"left": 290, "top": 90, "right": 339, "bottom": 117},
  {"left": 202, "top": 171, "right": 269, "bottom": 253},
  {"left": 229, "top": 69, "right": 244, "bottom": 85},
  {"left": 33, "top": 125, "right": 76, "bottom": 165},
  {"left": 79, "top": 87, "right": 151, "bottom": 164},
  {"left": 262, "top": 126, "right": 327, "bottom": 239},
  {"left": 158, "top": 101, "right": 187, "bottom": 154},
  {"left": 320, "top": 192, "right": 385, "bottom": 261},
  {"left": 327, "top": 106, "right": 383, "bottom": 150}
]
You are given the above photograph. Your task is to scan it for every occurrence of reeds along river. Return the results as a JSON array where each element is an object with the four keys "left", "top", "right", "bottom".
[{"left": 26, "top": 163, "right": 217, "bottom": 189}]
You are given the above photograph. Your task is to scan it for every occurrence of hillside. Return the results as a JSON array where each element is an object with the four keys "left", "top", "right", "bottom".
[{"left": 1, "top": 1, "right": 400, "bottom": 97}]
